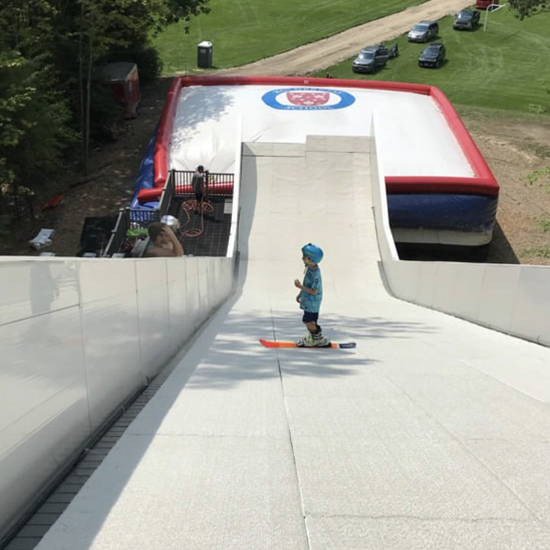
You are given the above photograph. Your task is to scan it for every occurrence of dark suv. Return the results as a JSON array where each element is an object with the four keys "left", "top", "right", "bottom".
[
  {"left": 407, "top": 20, "right": 439, "bottom": 43},
  {"left": 453, "top": 9, "right": 481, "bottom": 30},
  {"left": 352, "top": 43, "right": 398, "bottom": 74},
  {"left": 418, "top": 43, "right": 446, "bottom": 68}
]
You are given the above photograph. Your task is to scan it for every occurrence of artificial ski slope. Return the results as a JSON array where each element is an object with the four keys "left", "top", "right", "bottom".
[{"left": 36, "top": 137, "right": 550, "bottom": 550}]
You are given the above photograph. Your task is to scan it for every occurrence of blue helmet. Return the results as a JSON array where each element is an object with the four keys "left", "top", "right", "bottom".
[{"left": 302, "top": 243, "right": 324, "bottom": 264}]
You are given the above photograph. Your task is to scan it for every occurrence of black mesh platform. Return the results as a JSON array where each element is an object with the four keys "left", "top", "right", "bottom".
[{"left": 169, "top": 196, "right": 232, "bottom": 257}]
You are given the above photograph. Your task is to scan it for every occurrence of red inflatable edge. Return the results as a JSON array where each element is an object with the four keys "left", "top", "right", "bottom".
[
  {"left": 137, "top": 182, "right": 234, "bottom": 204},
  {"left": 154, "top": 78, "right": 182, "bottom": 188},
  {"left": 153, "top": 76, "right": 499, "bottom": 197}
]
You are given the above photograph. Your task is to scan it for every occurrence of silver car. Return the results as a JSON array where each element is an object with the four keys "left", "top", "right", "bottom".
[{"left": 408, "top": 20, "right": 439, "bottom": 43}]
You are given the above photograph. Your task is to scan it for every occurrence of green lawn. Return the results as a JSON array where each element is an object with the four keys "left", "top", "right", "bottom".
[
  {"left": 152, "top": 0, "right": 426, "bottom": 74},
  {"left": 153, "top": 2, "right": 550, "bottom": 117},
  {"left": 314, "top": 7, "right": 550, "bottom": 115}
]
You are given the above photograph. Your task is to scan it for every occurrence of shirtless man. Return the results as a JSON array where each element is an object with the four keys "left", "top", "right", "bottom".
[{"left": 144, "top": 222, "right": 184, "bottom": 257}]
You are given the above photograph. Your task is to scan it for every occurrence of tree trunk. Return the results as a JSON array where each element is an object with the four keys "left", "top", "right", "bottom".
[
  {"left": 79, "top": 1, "right": 86, "bottom": 172},
  {"left": 85, "top": 32, "right": 93, "bottom": 174}
]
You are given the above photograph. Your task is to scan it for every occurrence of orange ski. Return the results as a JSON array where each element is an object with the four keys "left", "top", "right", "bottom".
[{"left": 259, "top": 339, "right": 356, "bottom": 349}]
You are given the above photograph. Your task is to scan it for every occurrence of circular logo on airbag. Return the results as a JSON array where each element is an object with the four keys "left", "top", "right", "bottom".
[{"left": 262, "top": 88, "right": 355, "bottom": 110}]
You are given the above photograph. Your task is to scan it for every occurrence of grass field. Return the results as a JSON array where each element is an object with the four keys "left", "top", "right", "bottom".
[
  {"left": 152, "top": 0, "right": 426, "bottom": 74},
  {"left": 153, "top": 2, "right": 550, "bottom": 117},
  {"left": 315, "top": 8, "right": 550, "bottom": 115}
]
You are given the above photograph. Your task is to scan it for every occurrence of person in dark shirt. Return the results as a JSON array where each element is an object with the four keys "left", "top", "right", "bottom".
[{"left": 191, "top": 165, "right": 207, "bottom": 213}]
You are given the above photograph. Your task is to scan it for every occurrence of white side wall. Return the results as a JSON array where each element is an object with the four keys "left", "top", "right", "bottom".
[
  {"left": 0, "top": 255, "right": 235, "bottom": 540},
  {"left": 370, "top": 116, "right": 550, "bottom": 348},
  {"left": 227, "top": 116, "right": 243, "bottom": 258}
]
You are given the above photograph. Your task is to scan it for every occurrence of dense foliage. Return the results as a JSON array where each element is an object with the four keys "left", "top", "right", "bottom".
[
  {"left": 0, "top": 0, "right": 209, "bottom": 207},
  {"left": 509, "top": 0, "right": 549, "bottom": 19}
]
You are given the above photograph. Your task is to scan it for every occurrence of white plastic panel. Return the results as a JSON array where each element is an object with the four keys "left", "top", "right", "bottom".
[
  {"left": 0, "top": 253, "right": 236, "bottom": 540},
  {"left": 450, "top": 263, "right": 486, "bottom": 321},
  {"left": 477, "top": 264, "right": 521, "bottom": 332},
  {"left": 78, "top": 258, "right": 137, "bottom": 304},
  {"left": 512, "top": 267, "right": 550, "bottom": 343},
  {"left": 81, "top": 295, "right": 142, "bottom": 431},
  {"left": 385, "top": 260, "right": 421, "bottom": 303},
  {"left": 431, "top": 262, "right": 459, "bottom": 314},
  {"left": 416, "top": 261, "right": 438, "bottom": 308},
  {"left": 0, "top": 307, "right": 89, "bottom": 534},
  {"left": 166, "top": 260, "right": 190, "bottom": 347},
  {"left": 383, "top": 257, "right": 550, "bottom": 347},
  {"left": 0, "top": 260, "right": 79, "bottom": 326},
  {"left": 136, "top": 260, "right": 171, "bottom": 378},
  {"left": 185, "top": 258, "right": 202, "bottom": 331}
]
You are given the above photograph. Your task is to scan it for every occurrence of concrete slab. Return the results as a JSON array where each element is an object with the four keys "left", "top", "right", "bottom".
[
  {"left": 306, "top": 516, "right": 550, "bottom": 550},
  {"left": 285, "top": 395, "right": 450, "bottom": 440},
  {"left": 466, "top": 439, "right": 550, "bottom": 525},
  {"left": 390, "top": 374, "right": 550, "bottom": 442},
  {"left": 36, "top": 435, "right": 308, "bottom": 550},
  {"left": 292, "top": 437, "right": 534, "bottom": 520}
]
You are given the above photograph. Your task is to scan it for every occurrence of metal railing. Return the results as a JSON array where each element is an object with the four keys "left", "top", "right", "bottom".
[
  {"left": 169, "top": 170, "right": 234, "bottom": 197},
  {"left": 103, "top": 208, "right": 160, "bottom": 257},
  {"left": 103, "top": 170, "right": 234, "bottom": 257}
]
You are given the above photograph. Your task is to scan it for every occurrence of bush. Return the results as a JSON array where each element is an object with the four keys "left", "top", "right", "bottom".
[
  {"left": 133, "top": 47, "right": 163, "bottom": 82},
  {"left": 113, "top": 46, "right": 163, "bottom": 83}
]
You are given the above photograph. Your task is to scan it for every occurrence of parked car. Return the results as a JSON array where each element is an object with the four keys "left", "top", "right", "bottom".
[
  {"left": 352, "top": 44, "right": 396, "bottom": 74},
  {"left": 418, "top": 43, "right": 446, "bottom": 68},
  {"left": 407, "top": 20, "right": 439, "bottom": 43},
  {"left": 476, "top": 0, "right": 499, "bottom": 9},
  {"left": 453, "top": 9, "right": 481, "bottom": 30}
]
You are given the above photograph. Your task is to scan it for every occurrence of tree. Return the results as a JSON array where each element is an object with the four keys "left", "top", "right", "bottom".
[
  {"left": 0, "top": 0, "right": 212, "bottom": 187},
  {"left": 55, "top": 0, "right": 211, "bottom": 171},
  {"left": 508, "top": 0, "right": 549, "bottom": 19},
  {"left": 0, "top": 2, "right": 76, "bottom": 192}
]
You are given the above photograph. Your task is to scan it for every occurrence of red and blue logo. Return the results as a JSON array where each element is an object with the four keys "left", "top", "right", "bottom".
[{"left": 262, "top": 87, "right": 355, "bottom": 110}]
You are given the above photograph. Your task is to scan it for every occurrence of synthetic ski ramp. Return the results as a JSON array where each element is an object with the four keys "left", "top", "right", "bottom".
[{"left": 36, "top": 137, "right": 550, "bottom": 550}]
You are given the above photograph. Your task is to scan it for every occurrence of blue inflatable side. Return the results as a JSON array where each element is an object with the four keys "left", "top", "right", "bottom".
[
  {"left": 131, "top": 127, "right": 158, "bottom": 208},
  {"left": 388, "top": 194, "right": 498, "bottom": 233}
]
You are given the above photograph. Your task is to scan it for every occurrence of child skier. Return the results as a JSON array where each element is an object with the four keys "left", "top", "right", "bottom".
[{"left": 294, "top": 243, "right": 330, "bottom": 347}]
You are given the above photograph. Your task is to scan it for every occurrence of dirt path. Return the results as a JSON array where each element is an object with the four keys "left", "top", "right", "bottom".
[
  {"left": 463, "top": 113, "right": 550, "bottom": 265},
  {"left": 4, "top": 0, "right": 550, "bottom": 264}
]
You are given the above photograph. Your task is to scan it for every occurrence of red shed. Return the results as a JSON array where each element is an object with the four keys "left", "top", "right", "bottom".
[{"left": 101, "top": 62, "right": 141, "bottom": 118}]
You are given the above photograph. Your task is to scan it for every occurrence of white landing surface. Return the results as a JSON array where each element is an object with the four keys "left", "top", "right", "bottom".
[
  {"left": 36, "top": 137, "right": 550, "bottom": 550},
  {"left": 170, "top": 84, "right": 473, "bottom": 178}
]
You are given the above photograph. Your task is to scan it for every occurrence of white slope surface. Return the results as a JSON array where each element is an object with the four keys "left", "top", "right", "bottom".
[{"left": 36, "top": 138, "right": 550, "bottom": 550}]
